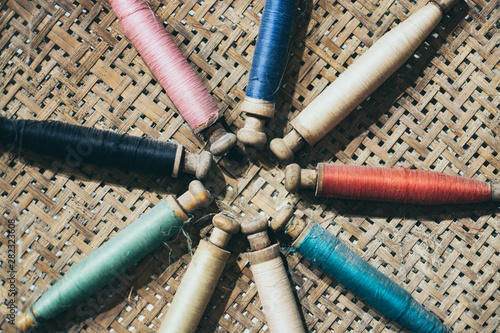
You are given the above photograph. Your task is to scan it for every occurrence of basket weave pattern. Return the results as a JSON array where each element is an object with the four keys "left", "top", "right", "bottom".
[{"left": 0, "top": 0, "right": 499, "bottom": 332}]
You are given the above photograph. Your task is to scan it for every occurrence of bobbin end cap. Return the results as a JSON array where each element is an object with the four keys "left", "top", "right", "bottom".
[
  {"left": 210, "top": 132, "right": 237, "bottom": 156},
  {"left": 240, "top": 217, "right": 268, "bottom": 235},
  {"left": 213, "top": 213, "right": 240, "bottom": 234},
  {"left": 237, "top": 128, "right": 267, "bottom": 147},
  {"left": 285, "top": 164, "right": 302, "bottom": 193},
  {"left": 269, "top": 205, "right": 294, "bottom": 231},
  {"left": 195, "top": 151, "right": 213, "bottom": 180},
  {"left": 188, "top": 180, "right": 213, "bottom": 208},
  {"left": 270, "top": 138, "right": 294, "bottom": 163},
  {"left": 16, "top": 310, "right": 36, "bottom": 332}
]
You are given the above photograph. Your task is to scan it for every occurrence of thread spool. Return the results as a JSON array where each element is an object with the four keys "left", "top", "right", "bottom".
[
  {"left": 0, "top": 117, "right": 212, "bottom": 179},
  {"left": 241, "top": 217, "right": 305, "bottom": 333},
  {"left": 158, "top": 213, "right": 240, "bottom": 333},
  {"left": 108, "top": 0, "right": 236, "bottom": 155},
  {"left": 285, "top": 163, "right": 500, "bottom": 204},
  {"left": 270, "top": 0, "right": 459, "bottom": 162},
  {"left": 270, "top": 206, "right": 451, "bottom": 333},
  {"left": 237, "top": 0, "right": 297, "bottom": 147},
  {"left": 16, "top": 181, "right": 213, "bottom": 332}
]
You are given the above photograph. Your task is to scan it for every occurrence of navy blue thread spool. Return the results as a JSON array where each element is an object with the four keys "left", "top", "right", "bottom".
[
  {"left": 271, "top": 206, "right": 451, "bottom": 333},
  {"left": 238, "top": 0, "right": 297, "bottom": 147},
  {"left": 0, "top": 117, "right": 212, "bottom": 179}
]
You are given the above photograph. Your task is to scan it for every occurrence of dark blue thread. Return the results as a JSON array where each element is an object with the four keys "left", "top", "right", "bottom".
[
  {"left": 246, "top": 0, "right": 297, "bottom": 102},
  {"left": 0, "top": 117, "right": 178, "bottom": 175}
]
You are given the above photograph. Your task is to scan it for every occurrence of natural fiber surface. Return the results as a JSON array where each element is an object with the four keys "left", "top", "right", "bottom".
[{"left": 0, "top": 0, "right": 499, "bottom": 332}]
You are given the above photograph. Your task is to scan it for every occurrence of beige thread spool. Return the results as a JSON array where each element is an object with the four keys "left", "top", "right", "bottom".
[
  {"left": 241, "top": 217, "right": 305, "bottom": 333},
  {"left": 270, "top": 0, "right": 459, "bottom": 163},
  {"left": 158, "top": 213, "right": 240, "bottom": 333}
]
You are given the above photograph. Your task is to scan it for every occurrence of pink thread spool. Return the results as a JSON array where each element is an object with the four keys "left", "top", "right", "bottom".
[{"left": 109, "top": 0, "right": 236, "bottom": 155}]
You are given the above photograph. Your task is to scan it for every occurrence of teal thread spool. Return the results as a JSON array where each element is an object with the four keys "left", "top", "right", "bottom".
[
  {"left": 270, "top": 206, "right": 450, "bottom": 333},
  {"left": 17, "top": 181, "right": 212, "bottom": 331}
]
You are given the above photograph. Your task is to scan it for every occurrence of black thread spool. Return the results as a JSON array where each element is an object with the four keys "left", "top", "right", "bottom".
[{"left": 0, "top": 117, "right": 212, "bottom": 179}]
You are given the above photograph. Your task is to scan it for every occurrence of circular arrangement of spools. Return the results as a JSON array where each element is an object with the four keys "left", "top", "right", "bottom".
[{"left": 0, "top": 0, "right": 499, "bottom": 332}]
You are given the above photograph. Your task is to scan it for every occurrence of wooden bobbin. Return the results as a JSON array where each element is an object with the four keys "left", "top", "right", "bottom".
[
  {"left": 242, "top": 214, "right": 306, "bottom": 333},
  {"left": 268, "top": 205, "right": 305, "bottom": 241},
  {"left": 269, "top": 128, "right": 305, "bottom": 163},
  {"left": 16, "top": 307, "right": 37, "bottom": 332},
  {"left": 240, "top": 217, "right": 271, "bottom": 251},
  {"left": 237, "top": 97, "right": 274, "bottom": 147},
  {"left": 209, "top": 213, "right": 241, "bottom": 248},
  {"left": 167, "top": 180, "right": 213, "bottom": 222},
  {"left": 284, "top": 164, "right": 317, "bottom": 193},
  {"left": 181, "top": 151, "right": 213, "bottom": 180},
  {"left": 204, "top": 122, "right": 238, "bottom": 156}
]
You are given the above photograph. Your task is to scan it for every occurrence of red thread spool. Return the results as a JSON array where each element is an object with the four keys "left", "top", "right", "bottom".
[
  {"left": 319, "top": 164, "right": 491, "bottom": 204},
  {"left": 285, "top": 163, "right": 499, "bottom": 204}
]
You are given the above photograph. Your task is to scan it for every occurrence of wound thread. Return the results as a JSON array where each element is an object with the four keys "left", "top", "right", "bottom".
[
  {"left": 31, "top": 200, "right": 183, "bottom": 324},
  {"left": 0, "top": 117, "right": 178, "bottom": 176},
  {"left": 245, "top": 0, "right": 297, "bottom": 103},
  {"left": 109, "top": 0, "right": 219, "bottom": 131},
  {"left": 319, "top": 164, "right": 491, "bottom": 204},
  {"left": 294, "top": 222, "right": 449, "bottom": 333},
  {"left": 157, "top": 240, "right": 230, "bottom": 333}
]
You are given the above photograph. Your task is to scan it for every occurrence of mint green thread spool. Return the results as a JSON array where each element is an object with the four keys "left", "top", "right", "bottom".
[{"left": 17, "top": 181, "right": 212, "bottom": 331}]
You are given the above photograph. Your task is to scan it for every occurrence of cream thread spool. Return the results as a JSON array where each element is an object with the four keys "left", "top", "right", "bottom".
[
  {"left": 270, "top": 0, "right": 460, "bottom": 163},
  {"left": 158, "top": 213, "right": 239, "bottom": 333},
  {"left": 241, "top": 217, "right": 305, "bottom": 333}
]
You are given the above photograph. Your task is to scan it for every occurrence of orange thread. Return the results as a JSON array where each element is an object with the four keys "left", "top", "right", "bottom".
[{"left": 320, "top": 165, "right": 491, "bottom": 205}]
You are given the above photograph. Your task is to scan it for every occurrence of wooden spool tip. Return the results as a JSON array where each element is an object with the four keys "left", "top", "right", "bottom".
[
  {"left": 241, "top": 217, "right": 270, "bottom": 251},
  {"left": 213, "top": 213, "right": 240, "bottom": 235},
  {"left": 182, "top": 151, "right": 213, "bottom": 180},
  {"left": 172, "top": 180, "right": 213, "bottom": 221},
  {"left": 210, "top": 213, "right": 240, "bottom": 248},
  {"left": 16, "top": 309, "right": 36, "bottom": 332},
  {"left": 196, "top": 151, "right": 213, "bottom": 180},
  {"left": 285, "top": 164, "right": 317, "bottom": 193},
  {"left": 210, "top": 132, "right": 237, "bottom": 156},
  {"left": 240, "top": 216, "right": 267, "bottom": 235},
  {"left": 491, "top": 183, "right": 500, "bottom": 201},
  {"left": 270, "top": 138, "right": 294, "bottom": 163},
  {"left": 188, "top": 180, "right": 213, "bottom": 207},
  {"left": 237, "top": 127, "right": 267, "bottom": 147},
  {"left": 269, "top": 205, "right": 294, "bottom": 231},
  {"left": 237, "top": 114, "right": 268, "bottom": 147},
  {"left": 285, "top": 164, "right": 302, "bottom": 193}
]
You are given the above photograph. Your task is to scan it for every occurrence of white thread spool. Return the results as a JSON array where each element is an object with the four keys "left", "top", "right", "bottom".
[
  {"left": 270, "top": 0, "right": 459, "bottom": 163},
  {"left": 242, "top": 217, "right": 305, "bottom": 333}
]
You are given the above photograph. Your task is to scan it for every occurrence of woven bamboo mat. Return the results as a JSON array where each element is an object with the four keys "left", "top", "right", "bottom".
[{"left": 1, "top": 0, "right": 499, "bottom": 332}]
